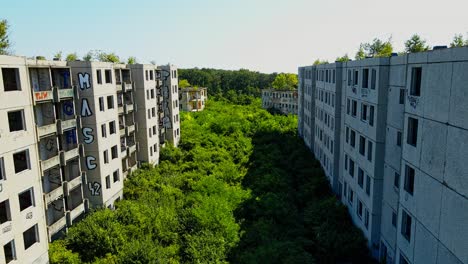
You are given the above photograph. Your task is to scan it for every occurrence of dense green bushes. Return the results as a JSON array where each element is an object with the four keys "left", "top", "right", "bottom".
[{"left": 49, "top": 100, "right": 372, "bottom": 263}]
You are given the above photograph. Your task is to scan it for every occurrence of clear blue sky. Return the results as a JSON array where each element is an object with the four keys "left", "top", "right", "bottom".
[{"left": 2, "top": 0, "right": 468, "bottom": 73}]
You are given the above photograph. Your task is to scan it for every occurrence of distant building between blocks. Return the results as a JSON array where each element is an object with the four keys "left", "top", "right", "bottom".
[
  {"left": 261, "top": 89, "right": 298, "bottom": 115},
  {"left": 0, "top": 54, "right": 180, "bottom": 264},
  {"left": 179, "top": 87, "right": 207, "bottom": 112}
]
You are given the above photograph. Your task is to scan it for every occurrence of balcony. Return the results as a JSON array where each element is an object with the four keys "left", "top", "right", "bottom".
[
  {"left": 58, "top": 117, "right": 77, "bottom": 132},
  {"left": 37, "top": 123, "right": 57, "bottom": 138},
  {"left": 126, "top": 124, "right": 135, "bottom": 136},
  {"left": 66, "top": 203, "right": 85, "bottom": 226},
  {"left": 124, "top": 104, "right": 134, "bottom": 114},
  {"left": 33, "top": 90, "right": 54, "bottom": 103},
  {"left": 61, "top": 147, "right": 79, "bottom": 165},
  {"left": 361, "top": 88, "right": 369, "bottom": 98},
  {"left": 121, "top": 148, "right": 127, "bottom": 159},
  {"left": 127, "top": 144, "right": 137, "bottom": 155},
  {"left": 116, "top": 83, "right": 122, "bottom": 92},
  {"left": 44, "top": 184, "right": 64, "bottom": 205},
  {"left": 123, "top": 82, "right": 132, "bottom": 92},
  {"left": 40, "top": 154, "right": 60, "bottom": 172},
  {"left": 47, "top": 216, "right": 67, "bottom": 240},
  {"left": 118, "top": 105, "right": 124, "bottom": 114},
  {"left": 64, "top": 176, "right": 82, "bottom": 196},
  {"left": 56, "top": 88, "right": 75, "bottom": 101}
]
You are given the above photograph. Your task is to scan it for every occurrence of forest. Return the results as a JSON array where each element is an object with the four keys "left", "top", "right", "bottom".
[{"left": 49, "top": 99, "right": 373, "bottom": 263}]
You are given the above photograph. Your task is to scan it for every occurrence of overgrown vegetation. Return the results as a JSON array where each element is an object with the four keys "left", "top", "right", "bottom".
[{"left": 50, "top": 99, "right": 372, "bottom": 263}]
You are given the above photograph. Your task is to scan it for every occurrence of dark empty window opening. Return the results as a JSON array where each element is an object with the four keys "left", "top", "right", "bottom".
[
  {"left": 109, "top": 121, "right": 116, "bottom": 134},
  {"left": 401, "top": 211, "right": 412, "bottom": 242},
  {"left": 410, "top": 67, "right": 422, "bottom": 96},
  {"left": 359, "top": 136, "right": 366, "bottom": 156},
  {"left": 362, "top": 69, "right": 369, "bottom": 88},
  {"left": 4, "top": 240, "right": 16, "bottom": 263},
  {"left": 0, "top": 200, "right": 11, "bottom": 224},
  {"left": 367, "top": 141, "right": 373, "bottom": 162},
  {"left": 23, "top": 224, "right": 39, "bottom": 250},
  {"left": 105, "top": 70, "right": 112, "bottom": 84},
  {"left": 111, "top": 145, "right": 118, "bottom": 159},
  {"left": 8, "top": 110, "right": 25, "bottom": 132},
  {"left": 96, "top": 70, "right": 102, "bottom": 84},
  {"left": 404, "top": 165, "right": 415, "bottom": 195},
  {"left": 2, "top": 68, "right": 21, "bottom": 91},
  {"left": 394, "top": 172, "right": 400, "bottom": 188},
  {"left": 399, "top": 89, "right": 405, "bottom": 104},
  {"left": 350, "top": 130, "right": 356, "bottom": 148},
  {"left": 371, "top": 69, "right": 376, "bottom": 89},
  {"left": 106, "top": 175, "right": 111, "bottom": 189},
  {"left": 150, "top": 70, "right": 154, "bottom": 80},
  {"left": 18, "top": 188, "right": 34, "bottom": 211},
  {"left": 107, "top": 95, "right": 114, "bottom": 109},
  {"left": 0, "top": 157, "right": 5, "bottom": 180},
  {"left": 99, "top": 97, "right": 104, "bottom": 111},
  {"left": 354, "top": 70, "right": 359, "bottom": 85},
  {"left": 358, "top": 168, "right": 364, "bottom": 188},
  {"left": 407, "top": 117, "right": 418, "bottom": 147},
  {"left": 113, "top": 170, "right": 119, "bottom": 183},
  {"left": 13, "top": 150, "right": 29, "bottom": 174}
]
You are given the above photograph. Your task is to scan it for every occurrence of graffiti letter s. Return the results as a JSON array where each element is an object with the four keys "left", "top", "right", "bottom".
[{"left": 82, "top": 127, "right": 94, "bottom": 144}]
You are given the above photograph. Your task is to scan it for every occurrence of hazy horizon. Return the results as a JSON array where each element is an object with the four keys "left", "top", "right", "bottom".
[{"left": 2, "top": 0, "right": 468, "bottom": 73}]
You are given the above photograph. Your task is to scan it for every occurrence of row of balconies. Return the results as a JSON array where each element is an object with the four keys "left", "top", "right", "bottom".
[
  {"left": 44, "top": 171, "right": 86, "bottom": 205},
  {"left": 40, "top": 144, "right": 84, "bottom": 173},
  {"left": 37, "top": 116, "right": 80, "bottom": 139},
  {"left": 33, "top": 86, "right": 77, "bottom": 104},
  {"left": 47, "top": 199, "right": 88, "bottom": 242},
  {"left": 116, "top": 82, "right": 133, "bottom": 93}
]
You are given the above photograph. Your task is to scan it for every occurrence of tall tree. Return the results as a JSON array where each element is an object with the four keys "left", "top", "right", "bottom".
[
  {"left": 179, "top": 79, "right": 191, "bottom": 88},
  {"left": 271, "top": 73, "right": 298, "bottom": 90},
  {"left": 355, "top": 38, "right": 393, "bottom": 59},
  {"left": 0, "top": 19, "right": 11, "bottom": 55},
  {"left": 405, "top": 34, "right": 430, "bottom": 53},
  {"left": 450, "top": 34, "right": 466, "bottom": 48},
  {"left": 65, "top": 53, "right": 78, "bottom": 62},
  {"left": 127, "top": 56, "right": 137, "bottom": 64},
  {"left": 96, "top": 51, "right": 120, "bottom": 63}
]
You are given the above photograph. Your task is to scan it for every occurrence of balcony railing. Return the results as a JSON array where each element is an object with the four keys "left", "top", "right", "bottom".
[
  {"left": 66, "top": 203, "right": 85, "bottom": 227},
  {"left": 126, "top": 123, "right": 135, "bottom": 135},
  {"left": 44, "top": 185, "right": 64, "bottom": 205},
  {"left": 64, "top": 176, "right": 82, "bottom": 196},
  {"left": 33, "top": 90, "right": 54, "bottom": 103},
  {"left": 124, "top": 104, "right": 134, "bottom": 113},
  {"left": 58, "top": 117, "right": 77, "bottom": 132},
  {"left": 40, "top": 154, "right": 60, "bottom": 172},
  {"left": 118, "top": 105, "right": 124, "bottom": 114},
  {"left": 60, "top": 147, "right": 79, "bottom": 166},
  {"left": 37, "top": 123, "right": 57, "bottom": 138},
  {"left": 123, "top": 82, "right": 132, "bottom": 92},
  {"left": 56, "top": 88, "right": 74, "bottom": 101},
  {"left": 127, "top": 144, "right": 137, "bottom": 155},
  {"left": 47, "top": 216, "right": 66, "bottom": 241}
]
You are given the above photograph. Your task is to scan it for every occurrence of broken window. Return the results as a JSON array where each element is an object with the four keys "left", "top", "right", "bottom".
[
  {"left": 13, "top": 150, "right": 30, "bottom": 174},
  {"left": 2, "top": 68, "right": 21, "bottom": 91},
  {"left": 8, "top": 110, "right": 25, "bottom": 132},
  {"left": 106, "top": 175, "right": 111, "bottom": 189},
  {"left": 362, "top": 68, "right": 369, "bottom": 88},
  {"left": 96, "top": 70, "right": 102, "bottom": 84},
  {"left": 407, "top": 117, "right": 418, "bottom": 147},
  {"left": 113, "top": 170, "right": 119, "bottom": 183},
  {"left": 4, "top": 240, "right": 16, "bottom": 263},
  {"left": 111, "top": 145, "right": 118, "bottom": 159},
  {"left": 18, "top": 188, "right": 34, "bottom": 211},
  {"left": 0, "top": 199, "right": 11, "bottom": 224},
  {"left": 105, "top": 70, "right": 112, "bottom": 84},
  {"left": 99, "top": 97, "right": 104, "bottom": 112},
  {"left": 0, "top": 157, "right": 5, "bottom": 180},
  {"left": 109, "top": 121, "right": 116, "bottom": 134},
  {"left": 23, "top": 224, "right": 39, "bottom": 250},
  {"left": 410, "top": 67, "right": 422, "bottom": 96},
  {"left": 107, "top": 95, "right": 114, "bottom": 109}
]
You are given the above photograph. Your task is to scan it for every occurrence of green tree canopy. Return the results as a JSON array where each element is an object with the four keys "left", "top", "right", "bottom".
[
  {"left": 179, "top": 79, "right": 191, "bottom": 88},
  {"left": 0, "top": 19, "right": 11, "bottom": 55},
  {"left": 355, "top": 37, "right": 393, "bottom": 59},
  {"left": 336, "top": 54, "right": 350, "bottom": 62},
  {"left": 313, "top": 59, "right": 329, "bottom": 65},
  {"left": 83, "top": 51, "right": 93, "bottom": 61},
  {"left": 53, "top": 51, "right": 62, "bottom": 61},
  {"left": 65, "top": 53, "right": 78, "bottom": 62},
  {"left": 450, "top": 34, "right": 467, "bottom": 48},
  {"left": 127, "top": 56, "right": 137, "bottom": 64},
  {"left": 271, "top": 73, "right": 298, "bottom": 90},
  {"left": 96, "top": 51, "right": 120, "bottom": 63},
  {"left": 405, "top": 34, "right": 430, "bottom": 53}
]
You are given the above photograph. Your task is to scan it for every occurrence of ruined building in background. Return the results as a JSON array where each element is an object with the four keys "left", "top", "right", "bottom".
[
  {"left": 0, "top": 55, "right": 179, "bottom": 264},
  {"left": 179, "top": 87, "right": 207, "bottom": 112},
  {"left": 298, "top": 46, "right": 468, "bottom": 264},
  {"left": 261, "top": 89, "right": 298, "bottom": 115}
]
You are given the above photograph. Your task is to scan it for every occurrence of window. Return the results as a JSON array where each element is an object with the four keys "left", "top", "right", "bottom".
[
  {"left": 366, "top": 175, "right": 371, "bottom": 195},
  {"left": 357, "top": 200, "right": 363, "bottom": 218},
  {"left": 401, "top": 210, "right": 412, "bottom": 242},
  {"left": 18, "top": 188, "right": 34, "bottom": 211},
  {"left": 96, "top": 70, "right": 102, "bottom": 84},
  {"left": 2, "top": 68, "right": 21, "bottom": 91},
  {"left": 392, "top": 211, "right": 397, "bottom": 227},
  {"left": 152, "top": 125, "right": 156, "bottom": 135},
  {"left": 407, "top": 117, "right": 418, "bottom": 147},
  {"left": 350, "top": 130, "right": 356, "bottom": 148},
  {"left": 361, "top": 104, "right": 368, "bottom": 121},
  {"left": 346, "top": 99, "right": 350, "bottom": 115},
  {"left": 104, "top": 70, "right": 112, "bottom": 84},
  {"left": 0, "top": 200, "right": 11, "bottom": 224},
  {"left": 8, "top": 110, "right": 25, "bottom": 132},
  {"left": 23, "top": 224, "right": 39, "bottom": 250},
  {"left": 410, "top": 67, "right": 422, "bottom": 96},
  {"left": 332, "top": 70, "right": 335, "bottom": 83},
  {"left": 103, "top": 150, "right": 109, "bottom": 164},
  {"left": 113, "top": 170, "right": 119, "bottom": 183},
  {"left": 359, "top": 136, "right": 366, "bottom": 156},
  {"left": 150, "top": 89, "right": 155, "bottom": 99},
  {"left": 107, "top": 95, "right": 114, "bottom": 109},
  {"left": 0, "top": 157, "right": 4, "bottom": 180},
  {"left": 351, "top": 100, "right": 357, "bottom": 117},
  {"left": 111, "top": 145, "right": 118, "bottom": 159},
  {"left": 367, "top": 141, "right": 373, "bottom": 162},
  {"left": 344, "top": 154, "right": 348, "bottom": 170},
  {"left": 364, "top": 209, "right": 369, "bottom": 229},
  {"left": 354, "top": 70, "right": 359, "bottom": 85},
  {"left": 345, "top": 127, "right": 349, "bottom": 143},
  {"left": 349, "top": 159, "right": 355, "bottom": 177},
  {"left": 145, "top": 70, "right": 149, "bottom": 81},
  {"left": 99, "top": 97, "right": 105, "bottom": 111},
  {"left": 100, "top": 123, "right": 107, "bottom": 138},
  {"left": 347, "top": 70, "right": 352, "bottom": 86},
  {"left": 106, "top": 176, "right": 110, "bottom": 189},
  {"left": 369, "top": 106, "right": 374, "bottom": 126},
  {"left": 397, "top": 131, "right": 402, "bottom": 146},
  {"left": 358, "top": 168, "right": 364, "bottom": 188},
  {"left": 404, "top": 165, "right": 415, "bottom": 195},
  {"left": 109, "top": 121, "right": 116, "bottom": 134},
  {"left": 152, "top": 107, "right": 156, "bottom": 117},
  {"left": 362, "top": 69, "right": 369, "bottom": 88},
  {"left": 150, "top": 70, "right": 154, "bottom": 80},
  {"left": 399, "top": 89, "right": 405, "bottom": 104},
  {"left": 13, "top": 150, "right": 30, "bottom": 173},
  {"left": 394, "top": 172, "right": 400, "bottom": 188},
  {"left": 371, "top": 69, "right": 376, "bottom": 89},
  {"left": 4, "top": 240, "right": 16, "bottom": 263}
]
